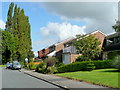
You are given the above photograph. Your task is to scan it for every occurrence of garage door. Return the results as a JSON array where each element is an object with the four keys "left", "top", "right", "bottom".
[{"left": 63, "top": 54, "right": 70, "bottom": 64}]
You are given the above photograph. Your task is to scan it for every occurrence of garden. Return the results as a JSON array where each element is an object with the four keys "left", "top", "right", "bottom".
[{"left": 22, "top": 55, "right": 120, "bottom": 89}]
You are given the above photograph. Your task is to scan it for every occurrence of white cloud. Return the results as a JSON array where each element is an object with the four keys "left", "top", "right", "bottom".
[
  {"left": 0, "top": 20, "right": 5, "bottom": 29},
  {"left": 40, "top": 22, "right": 86, "bottom": 41},
  {"left": 41, "top": 2, "right": 118, "bottom": 34}
]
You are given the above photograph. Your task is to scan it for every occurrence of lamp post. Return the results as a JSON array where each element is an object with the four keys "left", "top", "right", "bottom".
[{"left": 24, "top": 58, "right": 28, "bottom": 67}]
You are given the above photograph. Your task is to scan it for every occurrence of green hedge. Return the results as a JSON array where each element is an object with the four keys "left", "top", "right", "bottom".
[
  {"left": 112, "top": 55, "right": 120, "bottom": 70},
  {"left": 57, "top": 60, "right": 113, "bottom": 73},
  {"left": 93, "top": 60, "right": 113, "bottom": 69}
]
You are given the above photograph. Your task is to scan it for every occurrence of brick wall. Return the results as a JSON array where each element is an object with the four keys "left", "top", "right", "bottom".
[
  {"left": 70, "top": 54, "right": 81, "bottom": 63},
  {"left": 38, "top": 48, "right": 49, "bottom": 58},
  {"left": 93, "top": 31, "right": 106, "bottom": 47}
]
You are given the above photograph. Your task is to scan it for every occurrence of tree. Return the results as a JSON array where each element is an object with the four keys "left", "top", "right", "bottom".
[
  {"left": 5, "top": 3, "right": 14, "bottom": 33},
  {"left": 2, "top": 30, "right": 16, "bottom": 64},
  {"left": 3, "top": 3, "right": 34, "bottom": 63},
  {"left": 74, "top": 34, "right": 101, "bottom": 61},
  {"left": 0, "top": 29, "right": 2, "bottom": 64},
  {"left": 112, "top": 20, "right": 120, "bottom": 32}
]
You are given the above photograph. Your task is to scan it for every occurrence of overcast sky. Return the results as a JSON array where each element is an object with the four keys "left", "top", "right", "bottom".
[{"left": 1, "top": 1, "right": 118, "bottom": 57}]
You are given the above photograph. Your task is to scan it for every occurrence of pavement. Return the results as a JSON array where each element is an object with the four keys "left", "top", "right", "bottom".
[
  {"left": 2, "top": 67, "right": 62, "bottom": 89},
  {"left": 20, "top": 69, "right": 119, "bottom": 90}
]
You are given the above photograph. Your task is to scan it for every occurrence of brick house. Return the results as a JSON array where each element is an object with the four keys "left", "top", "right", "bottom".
[
  {"left": 47, "top": 38, "right": 75, "bottom": 61},
  {"left": 38, "top": 48, "right": 49, "bottom": 59},
  {"left": 38, "top": 30, "right": 106, "bottom": 64},
  {"left": 38, "top": 38, "right": 74, "bottom": 61},
  {"left": 62, "top": 30, "right": 106, "bottom": 64}
]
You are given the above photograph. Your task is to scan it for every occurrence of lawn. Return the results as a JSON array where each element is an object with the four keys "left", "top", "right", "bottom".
[
  {"left": 56, "top": 68, "right": 119, "bottom": 88},
  {"left": 0, "top": 65, "right": 6, "bottom": 67}
]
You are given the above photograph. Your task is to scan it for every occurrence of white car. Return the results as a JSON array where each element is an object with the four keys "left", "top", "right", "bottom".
[
  {"left": 6, "top": 63, "right": 12, "bottom": 69},
  {"left": 12, "top": 61, "right": 21, "bottom": 70}
]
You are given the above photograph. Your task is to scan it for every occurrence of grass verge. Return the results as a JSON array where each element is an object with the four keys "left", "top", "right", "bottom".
[
  {"left": 0, "top": 65, "right": 6, "bottom": 67},
  {"left": 56, "top": 68, "right": 119, "bottom": 88}
]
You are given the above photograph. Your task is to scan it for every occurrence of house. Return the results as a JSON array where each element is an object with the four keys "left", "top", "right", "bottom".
[
  {"left": 62, "top": 30, "right": 106, "bottom": 64},
  {"left": 38, "top": 48, "right": 49, "bottom": 60},
  {"left": 102, "top": 32, "right": 120, "bottom": 59},
  {"left": 47, "top": 38, "right": 75, "bottom": 61},
  {"left": 38, "top": 38, "right": 74, "bottom": 61}
]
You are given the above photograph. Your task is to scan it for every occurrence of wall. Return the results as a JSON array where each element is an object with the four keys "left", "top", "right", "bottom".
[
  {"left": 70, "top": 54, "right": 81, "bottom": 63},
  {"left": 93, "top": 31, "right": 106, "bottom": 47}
]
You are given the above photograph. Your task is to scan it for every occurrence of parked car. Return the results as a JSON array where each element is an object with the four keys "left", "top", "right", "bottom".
[
  {"left": 12, "top": 61, "right": 21, "bottom": 70},
  {"left": 6, "top": 62, "right": 12, "bottom": 69}
]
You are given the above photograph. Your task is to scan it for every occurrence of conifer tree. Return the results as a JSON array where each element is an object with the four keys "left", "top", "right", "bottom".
[
  {"left": 6, "top": 3, "right": 14, "bottom": 33},
  {"left": 3, "top": 2, "right": 34, "bottom": 63}
]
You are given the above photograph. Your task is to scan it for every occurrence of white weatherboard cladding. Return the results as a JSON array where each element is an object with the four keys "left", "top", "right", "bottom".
[
  {"left": 47, "top": 51, "right": 56, "bottom": 56},
  {"left": 63, "top": 54, "right": 70, "bottom": 64}
]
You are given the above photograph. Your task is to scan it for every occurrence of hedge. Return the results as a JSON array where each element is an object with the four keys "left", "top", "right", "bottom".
[{"left": 57, "top": 60, "right": 113, "bottom": 73}]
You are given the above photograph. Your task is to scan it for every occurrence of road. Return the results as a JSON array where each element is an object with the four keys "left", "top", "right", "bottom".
[{"left": 1, "top": 67, "right": 63, "bottom": 89}]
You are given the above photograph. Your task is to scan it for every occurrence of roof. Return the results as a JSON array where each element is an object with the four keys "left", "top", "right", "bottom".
[
  {"left": 47, "top": 51, "right": 56, "bottom": 56},
  {"left": 38, "top": 30, "right": 106, "bottom": 51},
  {"left": 105, "top": 32, "right": 120, "bottom": 39},
  {"left": 63, "top": 30, "right": 106, "bottom": 45},
  {"left": 88, "top": 30, "right": 107, "bottom": 36},
  {"left": 55, "top": 37, "right": 75, "bottom": 46}
]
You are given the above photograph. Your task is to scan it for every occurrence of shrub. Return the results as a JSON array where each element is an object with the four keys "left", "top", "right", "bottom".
[
  {"left": 35, "top": 62, "right": 47, "bottom": 73},
  {"left": 76, "top": 55, "right": 89, "bottom": 62},
  {"left": 55, "top": 62, "right": 64, "bottom": 67},
  {"left": 35, "top": 61, "right": 57, "bottom": 74},
  {"left": 57, "top": 60, "right": 112, "bottom": 73},
  {"left": 45, "top": 57, "right": 58, "bottom": 67},
  {"left": 57, "top": 61, "right": 89, "bottom": 73},
  {"left": 35, "top": 57, "right": 58, "bottom": 74},
  {"left": 27, "top": 62, "right": 40, "bottom": 70},
  {"left": 93, "top": 60, "right": 113, "bottom": 69},
  {"left": 45, "top": 67, "right": 57, "bottom": 74},
  {"left": 86, "top": 63, "right": 96, "bottom": 71},
  {"left": 112, "top": 55, "right": 120, "bottom": 70}
]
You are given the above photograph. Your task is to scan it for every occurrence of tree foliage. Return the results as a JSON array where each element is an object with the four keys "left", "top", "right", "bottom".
[
  {"left": 2, "top": 3, "right": 34, "bottom": 64},
  {"left": 112, "top": 20, "right": 120, "bottom": 32},
  {"left": 0, "top": 29, "right": 2, "bottom": 64},
  {"left": 2, "top": 30, "right": 16, "bottom": 63},
  {"left": 74, "top": 34, "right": 101, "bottom": 61}
]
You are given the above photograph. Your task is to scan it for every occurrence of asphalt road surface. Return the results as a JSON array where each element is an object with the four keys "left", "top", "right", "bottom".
[{"left": 1, "top": 67, "right": 63, "bottom": 89}]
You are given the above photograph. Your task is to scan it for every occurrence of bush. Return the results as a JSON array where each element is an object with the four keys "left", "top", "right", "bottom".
[
  {"left": 35, "top": 57, "right": 59, "bottom": 74},
  {"left": 57, "top": 61, "right": 90, "bottom": 73},
  {"left": 28, "top": 62, "right": 40, "bottom": 70},
  {"left": 35, "top": 62, "right": 47, "bottom": 73},
  {"left": 76, "top": 55, "right": 89, "bottom": 62},
  {"left": 112, "top": 55, "right": 120, "bottom": 70},
  {"left": 45, "top": 67, "right": 57, "bottom": 74},
  {"left": 45, "top": 57, "right": 58, "bottom": 67},
  {"left": 55, "top": 62, "right": 64, "bottom": 67},
  {"left": 57, "top": 60, "right": 112, "bottom": 73},
  {"left": 35, "top": 62, "right": 57, "bottom": 74},
  {"left": 87, "top": 63, "right": 96, "bottom": 71},
  {"left": 93, "top": 60, "right": 113, "bottom": 69}
]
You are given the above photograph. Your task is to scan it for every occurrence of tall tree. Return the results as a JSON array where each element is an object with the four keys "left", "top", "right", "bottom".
[
  {"left": 0, "top": 29, "right": 2, "bottom": 64},
  {"left": 12, "top": 5, "right": 20, "bottom": 60},
  {"left": 4, "top": 2, "right": 34, "bottom": 63},
  {"left": 74, "top": 34, "right": 101, "bottom": 61},
  {"left": 2, "top": 30, "right": 16, "bottom": 64},
  {"left": 112, "top": 20, "right": 120, "bottom": 32},
  {"left": 5, "top": 3, "right": 14, "bottom": 33}
]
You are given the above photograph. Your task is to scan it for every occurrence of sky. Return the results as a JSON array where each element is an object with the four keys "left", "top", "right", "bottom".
[{"left": 0, "top": 1, "right": 118, "bottom": 57}]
